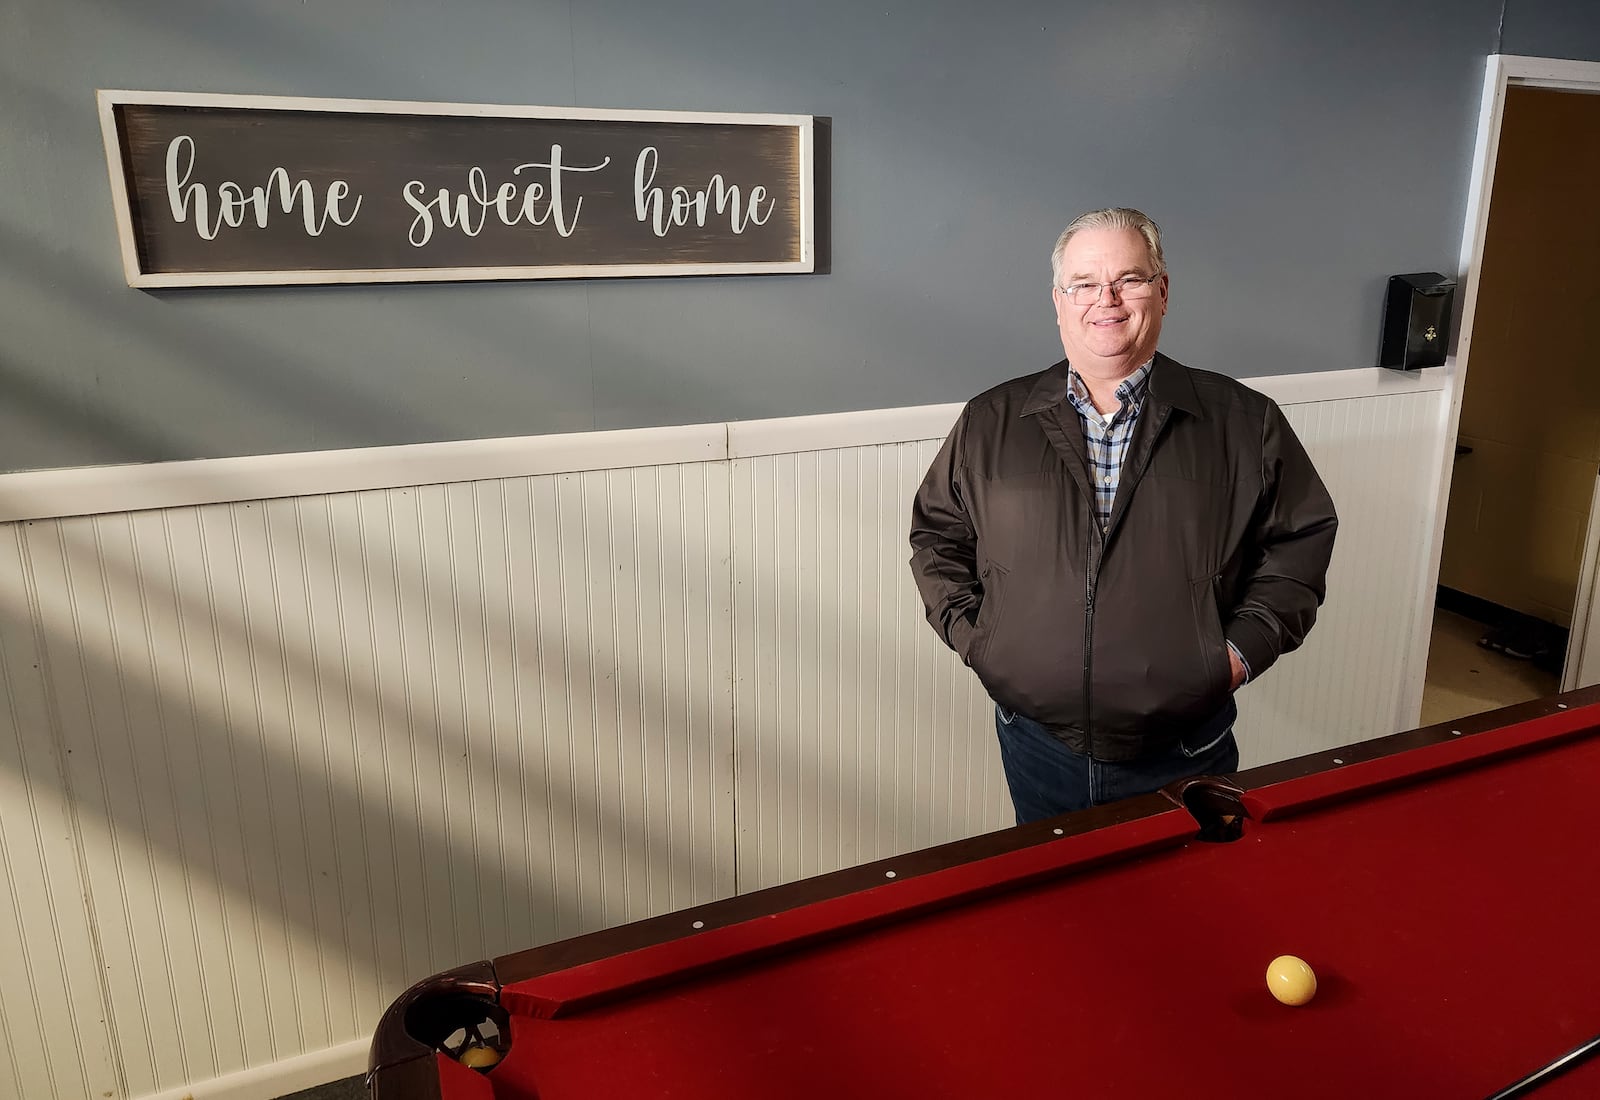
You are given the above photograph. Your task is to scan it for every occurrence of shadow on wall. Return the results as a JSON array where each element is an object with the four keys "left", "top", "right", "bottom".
[
  {"left": 0, "top": 458, "right": 970, "bottom": 1089},
  {"left": 0, "top": 217, "right": 600, "bottom": 466}
]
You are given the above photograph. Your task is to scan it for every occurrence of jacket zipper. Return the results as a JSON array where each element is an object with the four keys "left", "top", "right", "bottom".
[
  {"left": 1083, "top": 528, "right": 1098, "bottom": 757},
  {"left": 1083, "top": 403, "right": 1166, "bottom": 756}
]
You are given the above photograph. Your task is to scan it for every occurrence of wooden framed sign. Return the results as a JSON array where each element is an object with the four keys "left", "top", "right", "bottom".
[{"left": 97, "top": 90, "right": 816, "bottom": 288}]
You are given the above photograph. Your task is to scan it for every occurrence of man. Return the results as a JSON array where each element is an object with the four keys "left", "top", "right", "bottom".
[{"left": 908, "top": 208, "right": 1337, "bottom": 824}]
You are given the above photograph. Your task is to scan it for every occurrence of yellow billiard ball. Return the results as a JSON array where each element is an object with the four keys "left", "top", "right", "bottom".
[
  {"left": 1266, "top": 955, "right": 1317, "bottom": 1006},
  {"left": 459, "top": 1043, "right": 503, "bottom": 1069}
]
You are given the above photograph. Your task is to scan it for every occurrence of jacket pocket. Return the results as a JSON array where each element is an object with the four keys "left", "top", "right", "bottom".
[
  {"left": 1189, "top": 575, "right": 1230, "bottom": 700},
  {"left": 966, "top": 561, "right": 1008, "bottom": 669}
]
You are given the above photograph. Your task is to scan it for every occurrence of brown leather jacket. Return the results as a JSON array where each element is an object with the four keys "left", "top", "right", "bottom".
[{"left": 909, "top": 354, "right": 1337, "bottom": 762}]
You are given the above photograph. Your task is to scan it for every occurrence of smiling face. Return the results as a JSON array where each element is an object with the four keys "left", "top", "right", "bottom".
[{"left": 1051, "top": 226, "right": 1169, "bottom": 383}]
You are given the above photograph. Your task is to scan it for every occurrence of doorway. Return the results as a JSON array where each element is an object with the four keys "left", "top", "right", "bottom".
[{"left": 1421, "top": 69, "right": 1600, "bottom": 726}]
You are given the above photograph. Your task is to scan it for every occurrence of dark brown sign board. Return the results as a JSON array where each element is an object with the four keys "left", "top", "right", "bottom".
[{"left": 97, "top": 91, "right": 816, "bottom": 287}]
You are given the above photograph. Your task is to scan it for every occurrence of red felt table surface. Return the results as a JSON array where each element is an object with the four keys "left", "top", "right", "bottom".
[{"left": 471, "top": 720, "right": 1600, "bottom": 1100}]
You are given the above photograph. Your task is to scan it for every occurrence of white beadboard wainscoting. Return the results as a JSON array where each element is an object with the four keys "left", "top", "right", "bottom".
[
  {"left": 0, "top": 366, "right": 1446, "bottom": 1100},
  {"left": 730, "top": 439, "right": 1010, "bottom": 894},
  {"left": 0, "top": 469, "right": 737, "bottom": 1100}
]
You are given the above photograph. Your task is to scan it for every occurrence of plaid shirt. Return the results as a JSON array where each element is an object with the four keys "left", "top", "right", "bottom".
[{"left": 1063, "top": 360, "right": 1153, "bottom": 531}]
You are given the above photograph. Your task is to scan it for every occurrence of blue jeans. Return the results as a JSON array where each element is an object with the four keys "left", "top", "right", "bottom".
[{"left": 994, "top": 704, "right": 1240, "bottom": 825}]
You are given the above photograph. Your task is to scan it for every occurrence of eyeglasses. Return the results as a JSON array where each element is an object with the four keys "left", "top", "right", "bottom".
[{"left": 1056, "top": 274, "right": 1161, "bottom": 305}]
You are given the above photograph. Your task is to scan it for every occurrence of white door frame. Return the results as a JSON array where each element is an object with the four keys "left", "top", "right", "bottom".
[
  {"left": 1562, "top": 473, "right": 1600, "bottom": 689},
  {"left": 1400, "top": 54, "right": 1600, "bottom": 726}
]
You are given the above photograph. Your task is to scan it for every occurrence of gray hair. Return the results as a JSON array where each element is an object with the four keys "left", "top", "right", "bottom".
[{"left": 1050, "top": 207, "right": 1166, "bottom": 287}]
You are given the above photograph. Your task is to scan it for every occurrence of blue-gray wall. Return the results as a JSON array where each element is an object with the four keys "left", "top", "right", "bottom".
[{"left": 3, "top": 1, "right": 1599, "bottom": 471}]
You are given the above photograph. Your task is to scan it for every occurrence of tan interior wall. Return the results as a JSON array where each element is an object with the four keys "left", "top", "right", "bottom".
[{"left": 1440, "top": 86, "right": 1600, "bottom": 628}]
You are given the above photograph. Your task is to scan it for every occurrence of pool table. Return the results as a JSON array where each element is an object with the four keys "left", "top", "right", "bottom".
[{"left": 367, "top": 688, "right": 1600, "bottom": 1099}]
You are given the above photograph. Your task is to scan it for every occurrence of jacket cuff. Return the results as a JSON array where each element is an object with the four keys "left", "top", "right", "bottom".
[
  {"left": 1224, "top": 618, "right": 1278, "bottom": 681},
  {"left": 949, "top": 610, "right": 978, "bottom": 664}
]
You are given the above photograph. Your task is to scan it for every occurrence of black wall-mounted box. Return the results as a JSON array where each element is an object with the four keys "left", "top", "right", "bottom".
[{"left": 1381, "top": 272, "right": 1457, "bottom": 371}]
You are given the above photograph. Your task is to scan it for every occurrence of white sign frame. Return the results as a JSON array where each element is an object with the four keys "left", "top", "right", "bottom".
[{"left": 97, "top": 89, "right": 817, "bottom": 288}]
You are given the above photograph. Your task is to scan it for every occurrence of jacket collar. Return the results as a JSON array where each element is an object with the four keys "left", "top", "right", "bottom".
[{"left": 1021, "top": 352, "right": 1201, "bottom": 419}]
